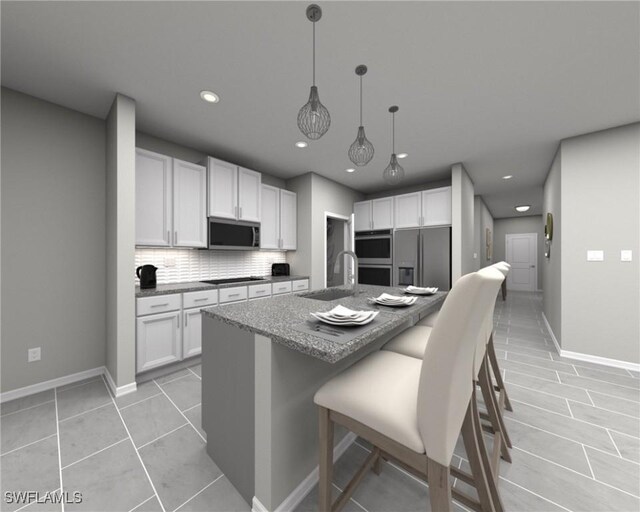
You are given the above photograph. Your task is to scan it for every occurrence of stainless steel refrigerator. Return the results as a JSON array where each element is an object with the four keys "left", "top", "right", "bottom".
[{"left": 393, "top": 227, "right": 451, "bottom": 291}]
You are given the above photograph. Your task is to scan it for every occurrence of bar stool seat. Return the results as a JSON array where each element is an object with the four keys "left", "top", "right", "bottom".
[
  {"left": 315, "top": 350, "right": 425, "bottom": 453},
  {"left": 382, "top": 325, "right": 431, "bottom": 359},
  {"left": 417, "top": 311, "right": 439, "bottom": 327}
]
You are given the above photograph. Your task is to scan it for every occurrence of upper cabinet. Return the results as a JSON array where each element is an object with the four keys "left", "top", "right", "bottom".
[
  {"left": 136, "top": 149, "right": 207, "bottom": 248},
  {"left": 354, "top": 198, "right": 394, "bottom": 231},
  {"left": 206, "top": 158, "right": 261, "bottom": 222},
  {"left": 260, "top": 185, "right": 297, "bottom": 250},
  {"left": 422, "top": 187, "right": 452, "bottom": 226},
  {"left": 394, "top": 192, "right": 422, "bottom": 229},
  {"left": 354, "top": 201, "right": 372, "bottom": 232}
]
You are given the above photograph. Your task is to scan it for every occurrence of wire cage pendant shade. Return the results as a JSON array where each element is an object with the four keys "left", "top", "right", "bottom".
[
  {"left": 348, "top": 65, "right": 374, "bottom": 166},
  {"left": 383, "top": 106, "right": 405, "bottom": 185},
  {"left": 297, "top": 4, "right": 330, "bottom": 140}
]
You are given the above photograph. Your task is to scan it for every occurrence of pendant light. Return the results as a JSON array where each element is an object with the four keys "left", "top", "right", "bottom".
[
  {"left": 383, "top": 106, "right": 405, "bottom": 185},
  {"left": 348, "top": 65, "right": 374, "bottom": 166},
  {"left": 297, "top": 4, "right": 331, "bottom": 140}
]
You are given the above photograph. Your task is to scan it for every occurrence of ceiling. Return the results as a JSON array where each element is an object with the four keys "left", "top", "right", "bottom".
[{"left": 2, "top": 1, "right": 639, "bottom": 218}]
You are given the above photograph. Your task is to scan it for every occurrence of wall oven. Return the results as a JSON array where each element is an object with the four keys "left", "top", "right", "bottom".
[
  {"left": 358, "top": 264, "right": 392, "bottom": 287},
  {"left": 354, "top": 230, "right": 393, "bottom": 265},
  {"left": 208, "top": 217, "right": 260, "bottom": 250}
]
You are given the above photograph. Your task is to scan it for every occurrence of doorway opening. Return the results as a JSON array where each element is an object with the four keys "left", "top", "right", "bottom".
[
  {"left": 505, "top": 233, "right": 538, "bottom": 292},
  {"left": 324, "top": 212, "right": 353, "bottom": 288}
]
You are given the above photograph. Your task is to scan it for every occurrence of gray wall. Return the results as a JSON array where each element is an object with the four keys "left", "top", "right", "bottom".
[
  {"left": 560, "top": 123, "right": 639, "bottom": 364},
  {"left": 285, "top": 173, "right": 313, "bottom": 281},
  {"left": 1, "top": 88, "right": 106, "bottom": 392},
  {"left": 364, "top": 177, "right": 451, "bottom": 200},
  {"left": 474, "top": 196, "right": 494, "bottom": 270},
  {"left": 451, "top": 163, "right": 475, "bottom": 281},
  {"left": 543, "top": 149, "right": 562, "bottom": 344},
  {"left": 493, "top": 215, "right": 544, "bottom": 291}
]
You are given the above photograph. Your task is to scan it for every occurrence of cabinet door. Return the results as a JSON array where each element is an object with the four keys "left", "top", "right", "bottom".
[
  {"left": 353, "top": 201, "right": 372, "bottom": 232},
  {"left": 279, "top": 190, "right": 297, "bottom": 250},
  {"left": 183, "top": 307, "right": 205, "bottom": 358},
  {"left": 135, "top": 148, "right": 172, "bottom": 246},
  {"left": 422, "top": 187, "right": 452, "bottom": 226},
  {"left": 207, "top": 157, "right": 238, "bottom": 219},
  {"left": 237, "top": 167, "right": 262, "bottom": 222},
  {"left": 260, "top": 185, "right": 280, "bottom": 249},
  {"left": 136, "top": 311, "right": 181, "bottom": 373},
  {"left": 371, "top": 197, "right": 394, "bottom": 230},
  {"left": 394, "top": 192, "right": 422, "bottom": 229},
  {"left": 173, "top": 159, "right": 207, "bottom": 247}
]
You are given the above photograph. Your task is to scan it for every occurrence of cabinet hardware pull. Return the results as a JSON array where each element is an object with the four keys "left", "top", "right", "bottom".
[
  {"left": 167, "top": 230, "right": 170, "bottom": 243},
  {"left": 177, "top": 315, "right": 180, "bottom": 328},
  {"left": 174, "top": 231, "right": 178, "bottom": 245},
  {"left": 228, "top": 293, "right": 240, "bottom": 298},
  {"left": 151, "top": 303, "right": 169, "bottom": 308},
  {"left": 185, "top": 313, "right": 188, "bottom": 327},
  {"left": 194, "top": 298, "right": 208, "bottom": 302}
]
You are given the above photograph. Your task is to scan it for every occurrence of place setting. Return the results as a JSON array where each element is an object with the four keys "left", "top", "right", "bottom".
[
  {"left": 367, "top": 293, "right": 418, "bottom": 307},
  {"left": 291, "top": 305, "right": 383, "bottom": 344},
  {"left": 403, "top": 285, "right": 439, "bottom": 295}
]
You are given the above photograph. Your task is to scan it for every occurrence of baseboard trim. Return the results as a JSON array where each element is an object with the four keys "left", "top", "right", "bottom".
[
  {"left": 542, "top": 312, "right": 640, "bottom": 372},
  {"left": 252, "top": 432, "right": 358, "bottom": 512},
  {"left": 104, "top": 368, "right": 137, "bottom": 398},
  {"left": 0, "top": 366, "right": 105, "bottom": 403}
]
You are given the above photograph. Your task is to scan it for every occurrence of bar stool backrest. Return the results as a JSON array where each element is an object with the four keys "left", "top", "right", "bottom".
[
  {"left": 417, "top": 270, "right": 501, "bottom": 466},
  {"left": 473, "top": 268, "right": 506, "bottom": 375}
]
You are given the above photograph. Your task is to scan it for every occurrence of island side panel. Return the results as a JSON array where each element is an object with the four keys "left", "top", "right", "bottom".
[{"left": 202, "top": 316, "right": 256, "bottom": 506}]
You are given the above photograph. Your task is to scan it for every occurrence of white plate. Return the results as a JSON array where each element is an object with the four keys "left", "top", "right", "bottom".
[
  {"left": 310, "top": 310, "right": 378, "bottom": 326},
  {"left": 404, "top": 286, "right": 438, "bottom": 295},
  {"left": 325, "top": 305, "right": 363, "bottom": 319},
  {"left": 369, "top": 297, "right": 417, "bottom": 307}
]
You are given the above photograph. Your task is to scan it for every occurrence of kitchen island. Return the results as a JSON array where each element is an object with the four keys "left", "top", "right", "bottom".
[{"left": 200, "top": 284, "right": 445, "bottom": 511}]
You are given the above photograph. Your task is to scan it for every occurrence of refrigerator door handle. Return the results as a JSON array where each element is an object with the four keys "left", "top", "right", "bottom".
[{"left": 417, "top": 232, "right": 422, "bottom": 286}]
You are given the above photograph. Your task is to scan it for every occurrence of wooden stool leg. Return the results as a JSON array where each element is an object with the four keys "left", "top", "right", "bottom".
[
  {"left": 319, "top": 407, "right": 334, "bottom": 512},
  {"left": 479, "top": 358, "right": 512, "bottom": 455},
  {"left": 373, "top": 451, "right": 382, "bottom": 475},
  {"left": 427, "top": 457, "right": 453, "bottom": 512},
  {"left": 501, "top": 281, "right": 506, "bottom": 301},
  {"left": 487, "top": 335, "right": 513, "bottom": 412}
]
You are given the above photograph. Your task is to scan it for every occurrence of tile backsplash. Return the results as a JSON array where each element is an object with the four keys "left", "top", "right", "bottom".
[{"left": 135, "top": 249, "right": 287, "bottom": 284}]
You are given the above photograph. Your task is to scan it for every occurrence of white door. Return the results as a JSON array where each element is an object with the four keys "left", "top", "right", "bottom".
[
  {"left": 183, "top": 307, "right": 204, "bottom": 358},
  {"left": 353, "top": 201, "right": 372, "bottom": 232},
  {"left": 136, "top": 311, "right": 182, "bottom": 373},
  {"left": 173, "top": 159, "right": 207, "bottom": 248},
  {"left": 260, "top": 184, "right": 280, "bottom": 249},
  {"left": 371, "top": 197, "right": 394, "bottom": 230},
  {"left": 280, "top": 189, "right": 297, "bottom": 250},
  {"left": 135, "top": 148, "right": 172, "bottom": 246},
  {"left": 237, "top": 167, "right": 262, "bottom": 222},
  {"left": 394, "top": 192, "right": 422, "bottom": 229},
  {"left": 422, "top": 187, "right": 452, "bottom": 226},
  {"left": 506, "top": 233, "right": 537, "bottom": 291},
  {"left": 207, "top": 157, "right": 238, "bottom": 219}
]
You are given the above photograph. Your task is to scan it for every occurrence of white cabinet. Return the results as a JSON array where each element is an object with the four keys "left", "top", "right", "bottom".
[
  {"left": 354, "top": 198, "right": 394, "bottom": 232},
  {"left": 183, "top": 307, "right": 205, "bottom": 358},
  {"left": 272, "top": 281, "right": 292, "bottom": 295},
  {"left": 219, "top": 286, "right": 248, "bottom": 304},
  {"left": 292, "top": 279, "right": 309, "bottom": 292},
  {"left": 136, "top": 311, "right": 182, "bottom": 373},
  {"left": 261, "top": 185, "right": 297, "bottom": 250},
  {"left": 248, "top": 283, "right": 272, "bottom": 300},
  {"left": 421, "top": 187, "right": 452, "bottom": 226},
  {"left": 206, "top": 158, "right": 261, "bottom": 222},
  {"left": 173, "top": 159, "right": 207, "bottom": 247},
  {"left": 136, "top": 149, "right": 172, "bottom": 246},
  {"left": 394, "top": 192, "right": 422, "bottom": 229}
]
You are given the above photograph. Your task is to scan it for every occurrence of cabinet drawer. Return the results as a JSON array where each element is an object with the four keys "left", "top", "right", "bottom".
[
  {"left": 272, "top": 281, "right": 292, "bottom": 295},
  {"left": 219, "top": 286, "right": 248, "bottom": 303},
  {"left": 183, "top": 289, "right": 218, "bottom": 308},
  {"left": 248, "top": 283, "right": 271, "bottom": 299},
  {"left": 137, "top": 294, "right": 181, "bottom": 316},
  {"left": 291, "top": 279, "right": 309, "bottom": 292}
]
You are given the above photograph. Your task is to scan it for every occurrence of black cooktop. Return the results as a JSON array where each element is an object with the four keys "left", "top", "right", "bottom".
[{"left": 200, "top": 277, "right": 266, "bottom": 285}]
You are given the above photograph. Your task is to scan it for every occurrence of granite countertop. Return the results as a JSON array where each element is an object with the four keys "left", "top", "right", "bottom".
[
  {"left": 135, "top": 275, "right": 309, "bottom": 297},
  {"left": 201, "top": 284, "right": 446, "bottom": 363}
]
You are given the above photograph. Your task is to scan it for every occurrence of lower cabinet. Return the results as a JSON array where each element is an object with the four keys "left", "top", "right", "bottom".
[
  {"left": 183, "top": 307, "right": 206, "bottom": 358},
  {"left": 136, "top": 311, "right": 182, "bottom": 373}
]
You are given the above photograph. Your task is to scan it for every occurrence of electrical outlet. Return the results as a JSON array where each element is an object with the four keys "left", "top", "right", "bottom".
[
  {"left": 28, "top": 347, "right": 41, "bottom": 362},
  {"left": 621, "top": 250, "right": 633, "bottom": 262},
  {"left": 164, "top": 257, "right": 176, "bottom": 267}
]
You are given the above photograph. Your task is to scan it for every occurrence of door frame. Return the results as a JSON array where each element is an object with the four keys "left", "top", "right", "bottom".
[
  {"left": 324, "top": 212, "right": 353, "bottom": 288},
  {"left": 505, "top": 233, "right": 538, "bottom": 292}
]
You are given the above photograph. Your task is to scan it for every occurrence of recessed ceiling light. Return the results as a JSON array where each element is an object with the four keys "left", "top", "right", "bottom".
[
  {"left": 345, "top": 168, "right": 355, "bottom": 173},
  {"left": 515, "top": 205, "right": 531, "bottom": 213},
  {"left": 200, "top": 90, "right": 219, "bottom": 103},
  {"left": 397, "top": 153, "right": 408, "bottom": 159},
  {"left": 295, "top": 141, "right": 308, "bottom": 148},
  {"left": 502, "top": 175, "right": 513, "bottom": 180}
]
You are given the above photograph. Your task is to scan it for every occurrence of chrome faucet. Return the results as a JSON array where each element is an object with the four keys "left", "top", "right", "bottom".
[{"left": 334, "top": 250, "right": 359, "bottom": 296}]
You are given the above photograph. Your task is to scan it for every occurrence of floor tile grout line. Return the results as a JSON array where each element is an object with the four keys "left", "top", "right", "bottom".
[
  {"left": 55, "top": 377, "right": 103, "bottom": 395},
  {"left": 0, "top": 433, "right": 58, "bottom": 457},
  {"left": 581, "top": 444, "right": 596, "bottom": 479},
  {"left": 137, "top": 423, "right": 190, "bottom": 450},
  {"left": 331, "top": 482, "right": 370, "bottom": 512},
  {"left": 557, "top": 370, "right": 640, "bottom": 392},
  {"left": 566, "top": 399, "right": 574, "bottom": 418},
  {"left": 173, "top": 474, "right": 223, "bottom": 512},
  {"left": 181, "top": 403, "right": 201, "bottom": 414},
  {"left": 497, "top": 353, "right": 577, "bottom": 375},
  {"left": 101, "top": 376, "right": 167, "bottom": 512},
  {"left": 0, "top": 399, "right": 56, "bottom": 418},
  {"left": 584, "top": 389, "right": 596, "bottom": 407},
  {"left": 186, "top": 367, "right": 202, "bottom": 381},
  {"left": 61, "top": 437, "right": 129, "bottom": 470},
  {"left": 128, "top": 494, "right": 156, "bottom": 512},
  {"left": 119, "top": 392, "right": 165, "bottom": 411},
  {"left": 58, "top": 400, "right": 113, "bottom": 423},
  {"left": 153, "top": 378, "right": 206, "bottom": 443},
  {"left": 13, "top": 488, "right": 61, "bottom": 512},
  {"left": 156, "top": 372, "right": 195, "bottom": 387},
  {"left": 605, "top": 429, "right": 624, "bottom": 459},
  {"left": 497, "top": 477, "right": 573, "bottom": 512},
  {"left": 53, "top": 388, "right": 65, "bottom": 512}
]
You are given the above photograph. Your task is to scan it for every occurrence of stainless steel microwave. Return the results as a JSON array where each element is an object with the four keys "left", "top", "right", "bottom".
[{"left": 208, "top": 218, "right": 260, "bottom": 250}]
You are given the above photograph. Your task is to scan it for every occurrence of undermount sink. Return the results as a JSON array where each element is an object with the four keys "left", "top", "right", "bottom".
[{"left": 300, "top": 289, "right": 356, "bottom": 302}]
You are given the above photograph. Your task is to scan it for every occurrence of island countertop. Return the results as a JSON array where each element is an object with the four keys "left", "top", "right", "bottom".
[{"left": 201, "top": 284, "right": 446, "bottom": 363}]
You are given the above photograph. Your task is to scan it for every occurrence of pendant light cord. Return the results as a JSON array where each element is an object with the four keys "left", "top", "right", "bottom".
[
  {"left": 359, "top": 76, "right": 363, "bottom": 126},
  {"left": 392, "top": 112, "right": 396, "bottom": 154},
  {"left": 312, "top": 22, "right": 316, "bottom": 86}
]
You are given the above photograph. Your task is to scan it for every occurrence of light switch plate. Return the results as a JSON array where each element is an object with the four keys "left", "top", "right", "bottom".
[
  {"left": 587, "top": 250, "right": 604, "bottom": 262},
  {"left": 621, "top": 250, "right": 633, "bottom": 262}
]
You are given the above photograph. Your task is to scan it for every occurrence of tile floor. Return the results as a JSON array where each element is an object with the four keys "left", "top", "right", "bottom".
[{"left": 2, "top": 292, "right": 639, "bottom": 511}]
